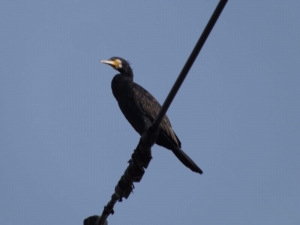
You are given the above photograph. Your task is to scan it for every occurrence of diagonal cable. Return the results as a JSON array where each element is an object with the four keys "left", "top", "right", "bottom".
[{"left": 84, "top": 1, "right": 228, "bottom": 224}]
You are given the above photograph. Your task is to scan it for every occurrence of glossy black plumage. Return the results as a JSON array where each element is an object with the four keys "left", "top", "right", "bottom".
[{"left": 101, "top": 57, "right": 203, "bottom": 174}]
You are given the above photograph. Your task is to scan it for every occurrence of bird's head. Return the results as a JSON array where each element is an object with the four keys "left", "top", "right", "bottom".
[{"left": 100, "top": 57, "right": 133, "bottom": 78}]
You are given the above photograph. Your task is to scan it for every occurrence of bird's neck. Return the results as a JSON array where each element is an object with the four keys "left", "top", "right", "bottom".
[
  {"left": 119, "top": 66, "right": 134, "bottom": 79},
  {"left": 124, "top": 70, "right": 134, "bottom": 79}
]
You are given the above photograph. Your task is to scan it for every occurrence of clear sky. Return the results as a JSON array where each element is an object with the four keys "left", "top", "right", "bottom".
[{"left": 1, "top": 1, "right": 299, "bottom": 224}]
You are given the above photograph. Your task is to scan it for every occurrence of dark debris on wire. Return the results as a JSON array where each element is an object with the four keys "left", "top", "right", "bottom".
[{"left": 84, "top": 127, "right": 158, "bottom": 225}]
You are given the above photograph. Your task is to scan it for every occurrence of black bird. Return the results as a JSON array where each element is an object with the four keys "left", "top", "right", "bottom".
[{"left": 100, "top": 57, "right": 203, "bottom": 174}]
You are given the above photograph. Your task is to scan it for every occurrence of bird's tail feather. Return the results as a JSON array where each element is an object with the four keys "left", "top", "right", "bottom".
[{"left": 171, "top": 147, "right": 203, "bottom": 174}]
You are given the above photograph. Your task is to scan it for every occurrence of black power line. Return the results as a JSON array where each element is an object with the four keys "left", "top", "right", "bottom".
[
  {"left": 152, "top": 0, "right": 228, "bottom": 129},
  {"left": 84, "top": 1, "right": 228, "bottom": 224}
]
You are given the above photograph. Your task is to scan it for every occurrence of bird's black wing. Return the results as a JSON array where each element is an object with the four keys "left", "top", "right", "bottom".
[{"left": 132, "top": 83, "right": 181, "bottom": 147}]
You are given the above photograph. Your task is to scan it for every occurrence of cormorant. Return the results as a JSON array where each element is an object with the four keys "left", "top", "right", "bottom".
[{"left": 100, "top": 57, "right": 203, "bottom": 174}]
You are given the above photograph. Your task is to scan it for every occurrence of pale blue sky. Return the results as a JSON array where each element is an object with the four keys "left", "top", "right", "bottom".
[{"left": 1, "top": 1, "right": 299, "bottom": 224}]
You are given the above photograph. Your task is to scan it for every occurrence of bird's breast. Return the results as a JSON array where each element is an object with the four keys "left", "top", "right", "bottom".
[
  {"left": 111, "top": 75, "right": 134, "bottom": 101},
  {"left": 111, "top": 75, "right": 147, "bottom": 134}
]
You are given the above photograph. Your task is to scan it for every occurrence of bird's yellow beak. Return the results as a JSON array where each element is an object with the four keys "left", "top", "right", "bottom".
[{"left": 100, "top": 59, "right": 120, "bottom": 69}]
